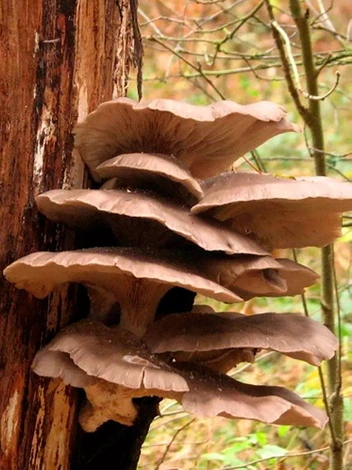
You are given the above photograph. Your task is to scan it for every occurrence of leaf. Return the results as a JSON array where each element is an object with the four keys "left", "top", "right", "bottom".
[
  {"left": 256, "top": 444, "right": 287, "bottom": 459},
  {"left": 201, "top": 452, "right": 226, "bottom": 462}
]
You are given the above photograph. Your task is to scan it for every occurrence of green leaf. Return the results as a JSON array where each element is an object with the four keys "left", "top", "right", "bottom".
[
  {"left": 256, "top": 444, "right": 287, "bottom": 459},
  {"left": 201, "top": 452, "right": 226, "bottom": 462}
]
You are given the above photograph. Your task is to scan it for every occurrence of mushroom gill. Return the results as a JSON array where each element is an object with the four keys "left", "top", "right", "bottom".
[
  {"left": 143, "top": 312, "right": 337, "bottom": 367},
  {"left": 73, "top": 98, "right": 299, "bottom": 181},
  {"left": 3, "top": 248, "right": 240, "bottom": 336},
  {"left": 35, "top": 189, "right": 268, "bottom": 255},
  {"left": 95, "top": 152, "right": 204, "bottom": 205},
  {"left": 193, "top": 172, "right": 352, "bottom": 249}
]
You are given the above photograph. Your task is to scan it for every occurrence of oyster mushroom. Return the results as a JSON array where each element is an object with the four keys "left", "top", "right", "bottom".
[
  {"left": 193, "top": 172, "right": 352, "bottom": 249},
  {"left": 35, "top": 189, "right": 269, "bottom": 254},
  {"left": 32, "top": 319, "right": 329, "bottom": 431},
  {"left": 3, "top": 248, "right": 241, "bottom": 336},
  {"left": 144, "top": 312, "right": 337, "bottom": 368},
  {"left": 73, "top": 98, "right": 299, "bottom": 180},
  {"left": 197, "top": 253, "right": 319, "bottom": 299},
  {"left": 32, "top": 320, "right": 189, "bottom": 431},
  {"left": 176, "top": 362, "right": 327, "bottom": 428},
  {"left": 95, "top": 152, "right": 204, "bottom": 205}
]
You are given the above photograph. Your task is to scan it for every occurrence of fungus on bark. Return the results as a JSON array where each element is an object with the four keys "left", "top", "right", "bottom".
[{"left": 4, "top": 97, "right": 352, "bottom": 437}]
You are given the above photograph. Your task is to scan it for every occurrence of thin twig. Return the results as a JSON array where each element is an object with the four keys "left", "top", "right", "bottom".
[
  {"left": 154, "top": 419, "right": 195, "bottom": 470},
  {"left": 149, "top": 36, "right": 225, "bottom": 99},
  {"left": 272, "top": 20, "right": 340, "bottom": 100}
]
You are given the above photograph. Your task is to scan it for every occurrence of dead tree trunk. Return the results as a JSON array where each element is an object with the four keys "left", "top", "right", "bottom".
[{"left": 0, "top": 1, "right": 118, "bottom": 468}]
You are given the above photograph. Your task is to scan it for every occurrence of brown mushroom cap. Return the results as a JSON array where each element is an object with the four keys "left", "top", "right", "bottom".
[
  {"left": 82, "top": 365, "right": 327, "bottom": 429},
  {"left": 95, "top": 152, "right": 204, "bottom": 203},
  {"left": 32, "top": 347, "right": 97, "bottom": 387},
  {"left": 33, "top": 320, "right": 327, "bottom": 430},
  {"left": 73, "top": 98, "right": 299, "bottom": 180},
  {"left": 176, "top": 362, "right": 327, "bottom": 428},
  {"left": 3, "top": 248, "right": 241, "bottom": 302},
  {"left": 35, "top": 320, "right": 189, "bottom": 392},
  {"left": 144, "top": 312, "right": 337, "bottom": 366},
  {"left": 197, "top": 254, "right": 318, "bottom": 299},
  {"left": 35, "top": 189, "right": 268, "bottom": 255},
  {"left": 192, "top": 172, "right": 352, "bottom": 249},
  {"left": 230, "top": 257, "right": 319, "bottom": 300}
]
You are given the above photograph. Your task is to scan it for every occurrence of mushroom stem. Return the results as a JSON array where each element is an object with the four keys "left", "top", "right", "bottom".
[{"left": 117, "top": 279, "right": 170, "bottom": 336}]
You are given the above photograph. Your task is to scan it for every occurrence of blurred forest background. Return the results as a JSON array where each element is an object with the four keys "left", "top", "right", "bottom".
[{"left": 129, "top": 1, "right": 352, "bottom": 469}]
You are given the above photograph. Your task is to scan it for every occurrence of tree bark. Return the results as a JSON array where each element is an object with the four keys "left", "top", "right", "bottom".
[{"left": 0, "top": 1, "right": 118, "bottom": 468}]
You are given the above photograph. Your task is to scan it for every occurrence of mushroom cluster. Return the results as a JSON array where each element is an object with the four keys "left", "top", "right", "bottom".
[{"left": 5, "top": 97, "right": 352, "bottom": 432}]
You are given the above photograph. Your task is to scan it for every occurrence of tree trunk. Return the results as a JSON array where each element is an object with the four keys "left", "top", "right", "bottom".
[{"left": 0, "top": 1, "right": 118, "bottom": 468}]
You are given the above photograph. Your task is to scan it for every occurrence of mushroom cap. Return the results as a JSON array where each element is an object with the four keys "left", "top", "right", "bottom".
[
  {"left": 231, "top": 257, "right": 319, "bottom": 300},
  {"left": 3, "top": 247, "right": 241, "bottom": 303},
  {"left": 35, "top": 189, "right": 268, "bottom": 255},
  {"left": 36, "top": 320, "right": 189, "bottom": 392},
  {"left": 33, "top": 320, "right": 328, "bottom": 429},
  {"left": 197, "top": 254, "right": 318, "bottom": 299},
  {"left": 32, "top": 347, "right": 97, "bottom": 387},
  {"left": 144, "top": 312, "right": 337, "bottom": 366},
  {"left": 193, "top": 172, "right": 352, "bottom": 249},
  {"left": 73, "top": 98, "right": 299, "bottom": 180},
  {"left": 95, "top": 152, "right": 204, "bottom": 203},
  {"left": 175, "top": 363, "right": 327, "bottom": 428}
]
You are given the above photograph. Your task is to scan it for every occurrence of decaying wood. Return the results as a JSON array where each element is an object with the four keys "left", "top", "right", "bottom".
[
  {"left": 115, "top": 0, "right": 143, "bottom": 99},
  {"left": 0, "top": 1, "right": 118, "bottom": 468}
]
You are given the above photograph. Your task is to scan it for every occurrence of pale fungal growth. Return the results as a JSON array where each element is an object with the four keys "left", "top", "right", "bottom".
[
  {"left": 174, "top": 362, "right": 327, "bottom": 428},
  {"left": 73, "top": 97, "right": 299, "bottom": 180},
  {"left": 5, "top": 96, "right": 352, "bottom": 435},
  {"left": 193, "top": 172, "right": 352, "bottom": 249}
]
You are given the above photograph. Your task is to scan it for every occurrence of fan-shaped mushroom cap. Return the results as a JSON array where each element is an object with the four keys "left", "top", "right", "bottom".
[
  {"left": 32, "top": 347, "right": 97, "bottom": 388},
  {"left": 31, "top": 320, "right": 188, "bottom": 431},
  {"left": 4, "top": 247, "right": 242, "bottom": 336},
  {"left": 193, "top": 172, "right": 352, "bottom": 249},
  {"left": 230, "top": 258, "right": 319, "bottom": 300},
  {"left": 197, "top": 254, "right": 318, "bottom": 298},
  {"left": 175, "top": 363, "right": 327, "bottom": 428},
  {"left": 95, "top": 153, "right": 204, "bottom": 204},
  {"left": 32, "top": 319, "right": 328, "bottom": 430},
  {"left": 81, "top": 366, "right": 327, "bottom": 429},
  {"left": 144, "top": 312, "right": 337, "bottom": 366},
  {"left": 73, "top": 98, "right": 299, "bottom": 180},
  {"left": 35, "top": 320, "right": 189, "bottom": 392},
  {"left": 3, "top": 248, "right": 240, "bottom": 302},
  {"left": 35, "top": 189, "right": 268, "bottom": 255}
]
